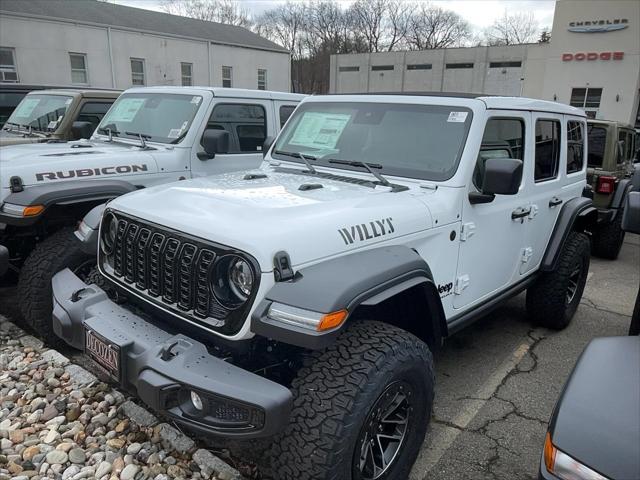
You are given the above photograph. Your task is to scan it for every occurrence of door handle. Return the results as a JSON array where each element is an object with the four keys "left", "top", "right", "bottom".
[
  {"left": 549, "top": 197, "right": 563, "bottom": 207},
  {"left": 511, "top": 207, "right": 531, "bottom": 220}
]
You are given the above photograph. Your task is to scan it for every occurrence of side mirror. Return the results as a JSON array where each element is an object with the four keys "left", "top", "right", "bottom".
[
  {"left": 622, "top": 191, "right": 640, "bottom": 234},
  {"left": 199, "top": 129, "right": 229, "bottom": 160},
  {"left": 262, "top": 136, "right": 274, "bottom": 158},
  {"left": 470, "top": 158, "right": 523, "bottom": 204},
  {"left": 71, "top": 121, "right": 94, "bottom": 140}
]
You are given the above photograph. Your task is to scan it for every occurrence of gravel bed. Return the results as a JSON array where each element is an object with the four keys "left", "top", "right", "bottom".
[{"left": 0, "top": 316, "right": 246, "bottom": 480}]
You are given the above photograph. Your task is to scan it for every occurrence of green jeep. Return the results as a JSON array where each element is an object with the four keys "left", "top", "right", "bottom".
[{"left": 587, "top": 120, "right": 637, "bottom": 259}]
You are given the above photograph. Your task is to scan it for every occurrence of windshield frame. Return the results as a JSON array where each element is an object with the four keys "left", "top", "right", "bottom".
[
  {"left": 95, "top": 92, "right": 203, "bottom": 145},
  {"left": 4, "top": 93, "right": 75, "bottom": 133},
  {"left": 271, "top": 101, "right": 474, "bottom": 182}
]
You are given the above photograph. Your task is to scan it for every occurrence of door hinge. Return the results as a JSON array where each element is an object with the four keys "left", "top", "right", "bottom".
[
  {"left": 460, "top": 222, "right": 476, "bottom": 241},
  {"left": 454, "top": 275, "right": 470, "bottom": 294},
  {"left": 528, "top": 204, "right": 539, "bottom": 219},
  {"left": 521, "top": 247, "right": 533, "bottom": 264}
]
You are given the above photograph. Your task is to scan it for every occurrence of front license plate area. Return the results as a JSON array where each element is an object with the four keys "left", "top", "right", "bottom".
[{"left": 85, "top": 328, "right": 121, "bottom": 382}]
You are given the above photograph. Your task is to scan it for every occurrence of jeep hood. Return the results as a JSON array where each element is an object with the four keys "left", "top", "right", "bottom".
[
  {"left": 0, "top": 140, "right": 158, "bottom": 191},
  {"left": 109, "top": 168, "right": 434, "bottom": 270}
]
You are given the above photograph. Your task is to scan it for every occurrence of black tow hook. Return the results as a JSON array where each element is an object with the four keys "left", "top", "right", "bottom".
[{"left": 71, "top": 287, "right": 89, "bottom": 303}]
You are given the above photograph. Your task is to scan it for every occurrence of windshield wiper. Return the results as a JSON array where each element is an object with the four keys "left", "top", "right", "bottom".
[
  {"left": 97, "top": 126, "right": 120, "bottom": 141},
  {"left": 125, "top": 131, "right": 152, "bottom": 149},
  {"left": 328, "top": 159, "right": 391, "bottom": 187},
  {"left": 273, "top": 150, "right": 318, "bottom": 174}
]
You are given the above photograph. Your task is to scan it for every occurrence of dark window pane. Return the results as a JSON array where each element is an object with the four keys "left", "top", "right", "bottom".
[
  {"left": 566, "top": 121, "right": 584, "bottom": 174},
  {"left": 371, "top": 65, "right": 394, "bottom": 71},
  {"left": 407, "top": 64, "right": 432, "bottom": 70},
  {"left": 279, "top": 105, "right": 296, "bottom": 128},
  {"left": 446, "top": 63, "right": 474, "bottom": 69},
  {"left": 587, "top": 125, "right": 606, "bottom": 167},
  {"left": 209, "top": 103, "right": 267, "bottom": 154},
  {"left": 570, "top": 88, "right": 586, "bottom": 107},
  {"left": 0, "top": 49, "right": 14, "bottom": 66},
  {"left": 585, "top": 88, "right": 602, "bottom": 108},
  {"left": 237, "top": 124, "right": 266, "bottom": 152},
  {"left": 535, "top": 120, "right": 561, "bottom": 182},
  {"left": 474, "top": 118, "right": 524, "bottom": 189},
  {"left": 70, "top": 54, "right": 85, "bottom": 70},
  {"left": 339, "top": 66, "right": 359, "bottom": 72},
  {"left": 489, "top": 61, "right": 522, "bottom": 68}
]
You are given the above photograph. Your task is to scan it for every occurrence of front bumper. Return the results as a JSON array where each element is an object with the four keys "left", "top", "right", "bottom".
[
  {"left": 0, "top": 244, "right": 8, "bottom": 276},
  {"left": 52, "top": 268, "right": 292, "bottom": 439}
]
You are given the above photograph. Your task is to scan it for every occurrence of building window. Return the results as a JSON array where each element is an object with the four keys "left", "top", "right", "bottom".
[
  {"left": 130, "top": 58, "right": 145, "bottom": 86},
  {"left": 222, "top": 66, "right": 232, "bottom": 88},
  {"left": 446, "top": 63, "right": 474, "bottom": 69},
  {"left": 371, "top": 65, "right": 394, "bottom": 71},
  {"left": 69, "top": 53, "right": 88, "bottom": 84},
  {"left": 0, "top": 47, "right": 18, "bottom": 83},
  {"left": 570, "top": 87, "right": 602, "bottom": 111},
  {"left": 566, "top": 121, "right": 585, "bottom": 174},
  {"left": 535, "top": 119, "right": 561, "bottom": 182},
  {"left": 181, "top": 62, "right": 192, "bottom": 86},
  {"left": 489, "top": 61, "right": 522, "bottom": 68},
  {"left": 257, "top": 69, "right": 267, "bottom": 90},
  {"left": 339, "top": 66, "right": 359, "bottom": 72},
  {"left": 407, "top": 64, "right": 432, "bottom": 70},
  {"left": 208, "top": 103, "right": 266, "bottom": 153}
]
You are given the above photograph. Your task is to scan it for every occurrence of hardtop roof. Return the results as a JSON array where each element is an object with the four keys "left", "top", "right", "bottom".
[
  {"left": 123, "top": 86, "right": 305, "bottom": 102},
  {"left": 26, "top": 89, "right": 121, "bottom": 99}
]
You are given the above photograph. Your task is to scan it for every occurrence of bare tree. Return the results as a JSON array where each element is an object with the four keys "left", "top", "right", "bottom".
[
  {"left": 162, "top": 0, "right": 252, "bottom": 28},
  {"left": 405, "top": 4, "right": 470, "bottom": 50},
  {"left": 348, "top": 0, "right": 409, "bottom": 53},
  {"left": 484, "top": 11, "right": 539, "bottom": 45}
]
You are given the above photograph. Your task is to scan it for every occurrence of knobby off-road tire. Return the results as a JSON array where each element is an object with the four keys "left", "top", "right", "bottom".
[
  {"left": 17, "top": 227, "right": 95, "bottom": 346},
  {"left": 270, "top": 321, "right": 435, "bottom": 480},
  {"left": 526, "top": 231, "right": 590, "bottom": 330},
  {"left": 592, "top": 207, "right": 625, "bottom": 260}
]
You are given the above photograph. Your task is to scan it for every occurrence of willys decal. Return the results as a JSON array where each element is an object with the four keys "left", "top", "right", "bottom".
[{"left": 338, "top": 218, "right": 395, "bottom": 245}]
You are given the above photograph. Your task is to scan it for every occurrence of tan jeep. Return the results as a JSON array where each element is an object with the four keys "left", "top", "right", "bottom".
[
  {"left": 0, "top": 88, "right": 120, "bottom": 147},
  {"left": 587, "top": 119, "right": 637, "bottom": 259}
]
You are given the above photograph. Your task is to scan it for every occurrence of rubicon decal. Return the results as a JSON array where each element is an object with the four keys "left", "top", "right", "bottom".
[
  {"left": 36, "top": 164, "right": 148, "bottom": 181},
  {"left": 338, "top": 218, "right": 395, "bottom": 245}
]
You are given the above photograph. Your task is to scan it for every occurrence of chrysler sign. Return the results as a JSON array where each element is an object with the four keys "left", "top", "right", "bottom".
[{"left": 568, "top": 19, "right": 628, "bottom": 33}]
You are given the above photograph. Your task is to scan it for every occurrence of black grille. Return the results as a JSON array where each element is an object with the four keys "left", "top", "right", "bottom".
[{"left": 99, "top": 213, "right": 257, "bottom": 335}]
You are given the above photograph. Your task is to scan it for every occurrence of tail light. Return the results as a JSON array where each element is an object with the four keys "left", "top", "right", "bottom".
[{"left": 596, "top": 176, "right": 616, "bottom": 194}]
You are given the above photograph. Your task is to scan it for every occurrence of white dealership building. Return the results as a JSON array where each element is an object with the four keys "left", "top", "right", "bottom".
[
  {"left": 330, "top": 0, "right": 640, "bottom": 126},
  {"left": 0, "top": 0, "right": 291, "bottom": 91}
]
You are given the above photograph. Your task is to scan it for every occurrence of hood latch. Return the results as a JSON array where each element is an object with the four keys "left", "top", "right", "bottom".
[
  {"left": 273, "top": 251, "right": 294, "bottom": 282},
  {"left": 9, "top": 176, "right": 24, "bottom": 193}
]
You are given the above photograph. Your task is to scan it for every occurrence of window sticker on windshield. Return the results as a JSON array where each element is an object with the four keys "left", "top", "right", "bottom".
[
  {"left": 289, "top": 112, "right": 351, "bottom": 149},
  {"left": 447, "top": 111, "right": 468, "bottom": 123},
  {"left": 106, "top": 98, "right": 146, "bottom": 122},
  {"left": 167, "top": 128, "right": 181, "bottom": 138},
  {"left": 13, "top": 98, "right": 41, "bottom": 118},
  {"left": 191, "top": 96, "right": 201, "bottom": 104},
  {"left": 65, "top": 98, "right": 73, "bottom": 105},
  {"left": 47, "top": 121, "right": 58, "bottom": 130}
]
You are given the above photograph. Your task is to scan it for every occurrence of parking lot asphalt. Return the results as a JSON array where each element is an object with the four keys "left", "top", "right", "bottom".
[{"left": 1, "top": 235, "right": 638, "bottom": 480}]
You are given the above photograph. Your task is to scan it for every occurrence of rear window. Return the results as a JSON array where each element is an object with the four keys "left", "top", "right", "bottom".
[
  {"left": 587, "top": 125, "right": 607, "bottom": 168},
  {"left": 567, "top": 121, "right": 585, "bottom": 174}
]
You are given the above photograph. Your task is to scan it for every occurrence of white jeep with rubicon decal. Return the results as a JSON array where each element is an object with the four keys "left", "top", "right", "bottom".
[
  {"left": 51, "top": 94, "right": 595, "bottom": 480},
  {"left": 0, "top": 86, "right": 303, "bottom": 338}
]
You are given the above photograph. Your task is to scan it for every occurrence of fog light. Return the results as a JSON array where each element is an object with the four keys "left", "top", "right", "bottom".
[{"left": 190, "top": 390, "right": 204, "bottom": 411}]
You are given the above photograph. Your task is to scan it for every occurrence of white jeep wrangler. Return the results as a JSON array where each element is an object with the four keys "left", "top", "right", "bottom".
[
  {"left": 52, "top": 94, "right": 596, "bottom": 480},
  {"left": 0, "top": 86, "right": 303, "bottom": 337}
]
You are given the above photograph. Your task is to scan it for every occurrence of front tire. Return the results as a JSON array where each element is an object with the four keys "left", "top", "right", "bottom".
[
  {"left": 17, "top": 227, "right": 95, "bottom": 346},
  {"left": 270, "top": 321, "right": 435, "bottom": 480},
  {"left": 526, "top": 231, "right": 590, "bottom": 329}
]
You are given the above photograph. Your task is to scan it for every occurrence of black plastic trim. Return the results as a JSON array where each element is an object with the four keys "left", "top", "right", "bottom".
[
  {"left": 251, "top": 246, "right": 447, "bottom": 350},
  {"left": 540, "top": 197, "right": 596, "bottom": 272},
  {"left": 0, "top": 245, "right": 8, "bottom": 277}
]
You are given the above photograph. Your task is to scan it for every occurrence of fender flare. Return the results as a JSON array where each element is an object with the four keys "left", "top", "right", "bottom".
[
  {"left": 251, "top": 245, "right": 447, "bottom": 350},
  {"left": 75, "top": 203, "right": 107, "bottom": 255},
  {"left": 0, "top": 180, "right": 136, "bottom": 226},
  {"left": 610, "top": 178, "right": 633, "bottom": 215},
  {"left": 541, "top": 197, "right": 597, "bottom": 272}
]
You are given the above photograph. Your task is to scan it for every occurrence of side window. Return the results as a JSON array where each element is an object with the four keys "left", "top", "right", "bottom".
[
  {"left": 534, "top": 119, "right": 560, "bottom": 182},
  {"left": 587, "top": 125, "right": 606, "bottom": 168},
  {"left": 208, "top": 103, "right": 266, "bottom": 153},
  {"left": 474, "top": 118, "right": 524, "bottom": 190},
  {"left": 76, "top": 102, "right": 113, "bottom": 131},
  {"left": 566, "top": 121, "right": 584, "bottom": 174},
  {"left": 279, "top": 105, "right": 296, "bottom": 128}
]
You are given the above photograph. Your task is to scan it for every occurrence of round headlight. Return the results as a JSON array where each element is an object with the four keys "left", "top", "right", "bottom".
[
  {"left": 100, "top": 212, "right": 117, "bottom": 255},
  {"left": 210, "top": 255, "right": 255, "bottom": 308}
]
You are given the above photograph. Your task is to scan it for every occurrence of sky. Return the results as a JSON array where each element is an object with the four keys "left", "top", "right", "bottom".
[{"left": 113, "top": 0, "right": 557, "bottom": 31}]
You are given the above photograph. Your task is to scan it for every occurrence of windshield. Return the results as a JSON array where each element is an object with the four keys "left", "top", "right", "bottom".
[
  {"left": 5, "top": 94, "right": 73, "bottom": 132},
  {"left": 272, "top": 102, "right": 473, "bottom": 181},
  {"left": 97, "top": 92, "right": 202, "bottom": 144}
]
